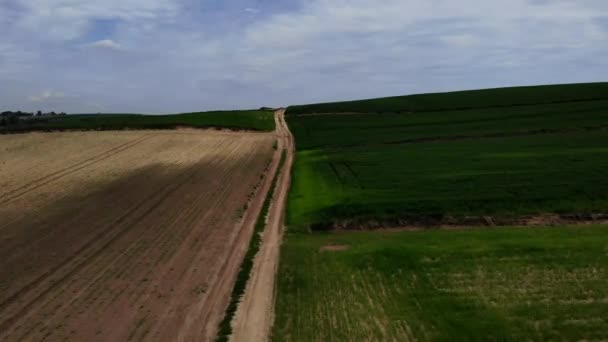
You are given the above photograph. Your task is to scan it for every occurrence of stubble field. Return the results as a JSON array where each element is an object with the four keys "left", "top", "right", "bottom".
[{"left": 0, "top": 129, "right": 275, "bottom": 341}]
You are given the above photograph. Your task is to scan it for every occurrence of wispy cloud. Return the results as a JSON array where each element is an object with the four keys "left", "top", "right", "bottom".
[
  {"left": 86, "top": 39, "right": 123, "bottom": 50},
  {"left": 244, "top": 8, "right": 260, "bottom": 14},
  {"left": 0, "top": 0, "right": 607, "bottom": 113},
  {"left": 14, "top": 0, "right": 179, "bottom": 40},
  {"left": 29, "top": 90, "right": 65, "bottom": 103}
]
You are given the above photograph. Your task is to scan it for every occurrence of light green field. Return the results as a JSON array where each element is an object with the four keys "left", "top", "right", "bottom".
[{"left": 273, "top": 225, "right": 608, "bottom": 341}]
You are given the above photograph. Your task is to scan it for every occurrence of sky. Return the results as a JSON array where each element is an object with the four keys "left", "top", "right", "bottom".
[{"left": 0, "top": 0, "right": 607, "bottom": 113}]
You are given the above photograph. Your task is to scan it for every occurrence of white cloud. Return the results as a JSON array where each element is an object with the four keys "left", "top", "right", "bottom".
[
  {"left": 86, "top": 39, "right": 123, "bottom": 50},
  {"left": 15, "top": 0, "right": 179, "bottom": 40},
  {"left": 441, "top": 34, "right": 479, "bottom": 48},
  {"left": 29, "top": 90, "right": 66, "bottom": 103},
  {"left": 1, "top": 0, "right": 607, "bottom": 113}
]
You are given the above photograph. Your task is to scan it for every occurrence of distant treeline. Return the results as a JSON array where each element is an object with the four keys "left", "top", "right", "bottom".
[
  {"left": 1, "top": 111, "right": 67, "bottom": 117},
  {"left": 1, "top": 111, "right": 67, "bottom": 127},
  {"left": 0, "top": 110, "right": 276, "bottom": 133}
]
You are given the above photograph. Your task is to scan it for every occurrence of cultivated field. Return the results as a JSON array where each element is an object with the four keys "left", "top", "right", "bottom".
[
  {"left": 274, "top": 83, "right": 608, "bottom": 340},
  {"left": 274, "top": 226, "right": 608, "bottom": 341},
  {"left": 0, "top": 129, "right": 276, "bottom": 341},
  {"left": 286, "top": 84, "right": 608, "bottom": 231},
  {"left": 286, "top": 82, "right": 608, "bottom": 115}
]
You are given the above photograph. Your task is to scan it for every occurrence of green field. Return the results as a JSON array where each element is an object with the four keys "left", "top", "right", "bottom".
[
  {"left": 1, "top": 110, "right": 276, "bottom": 133},
  {"left": 275, "top": 83, "right": 608, "bottom": 341},
  {"left": 286, "top": 82, "right": 608, "bottom": 115},
  {"left": 273, "top": 225, "right": 608, "bottom": 341},
  {"left": 286, "top": 84, "right": 608, "bottom": 231}
]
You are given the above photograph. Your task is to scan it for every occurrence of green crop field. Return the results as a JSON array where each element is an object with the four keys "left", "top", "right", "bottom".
[
  {"left": 286, "top": 83, "right": 608, "bottom": 231},
  {"left": 1, "top": 110, "right": 276, "bottom": 133},
  {"left": 273, "top": 225, "right": 608, "bottom": 341},
  {"left": 286, "top": 82, "right": 608, "bottom": 116},
  {"left": 275, "top": 83, "right": 608, "bottom": 341}
]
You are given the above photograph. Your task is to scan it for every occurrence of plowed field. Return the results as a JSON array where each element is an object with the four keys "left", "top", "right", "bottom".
[{"left": 0, "top": 129, "right": 276, "bottom": 341}]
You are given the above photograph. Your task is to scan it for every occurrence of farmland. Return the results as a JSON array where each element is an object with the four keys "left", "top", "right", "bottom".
[
  {"left": 0, "top": 129, "right": 277, "bottom": 341},
  {"left": 0, "top": 109, "right": 276, "bottom": 133},
  {"left": 273, "top": 83, "right": 608, "bottom": 341},
  {"left": 286, "top": 82, "right": 608, "bottom": 115},
  {"left": 286, "top": 83, "right": 608, "bottom": 231},
  {"left": 273, "top": 225, "right": 608, "bottom": 341}
]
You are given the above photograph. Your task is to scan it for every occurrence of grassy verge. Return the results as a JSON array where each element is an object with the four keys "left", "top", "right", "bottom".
[
  {"left": 273, "top": 225, "right": 608, "bottom": 341},
  {"left": 1, "top": 110, "right": 276, "bottom": 133},
  {"left": 216, "top": 150, "right": 287, "bottom": 342}
]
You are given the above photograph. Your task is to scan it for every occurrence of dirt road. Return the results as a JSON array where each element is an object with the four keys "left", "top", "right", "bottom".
[{"left": 230, "top": 109, "right": 294, "bottom": 342}]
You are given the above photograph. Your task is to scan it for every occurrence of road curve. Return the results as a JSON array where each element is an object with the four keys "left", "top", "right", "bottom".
[{"left": 230, "top": 109, "right": 294, "bottom": 342}]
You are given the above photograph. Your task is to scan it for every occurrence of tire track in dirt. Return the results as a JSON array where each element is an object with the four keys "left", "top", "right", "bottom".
[
  {"left": 9, "top": 146, "right": 238, "bottom": 341},
  {"left": 175, "top": 123, "right": 286, "bottom": 342},
  {"left": 0, "top": 133, "right": 152, "bottom": 205},
  {"left": 0, "top": 159, "right": 198, "bottom": 334},
  {"left": 230, "top": 108, "right": 295, "bottom": 342},
  {"left": 0, "top": 130, "right": 276, "bottom": 341}
]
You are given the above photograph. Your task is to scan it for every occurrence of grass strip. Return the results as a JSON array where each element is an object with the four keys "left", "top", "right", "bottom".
[{"left": 216, "top": 149, "right": 287, "bottom": 342}]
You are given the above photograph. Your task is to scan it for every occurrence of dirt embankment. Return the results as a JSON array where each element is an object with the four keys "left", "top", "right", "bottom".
[{"left": 230, "top": 109, "right": 295, "bottom": 342}]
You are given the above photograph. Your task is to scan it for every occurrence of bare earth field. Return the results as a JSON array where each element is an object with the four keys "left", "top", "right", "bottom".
[{"left": 0, "top": 129, "right": 276, "bottom": 341}]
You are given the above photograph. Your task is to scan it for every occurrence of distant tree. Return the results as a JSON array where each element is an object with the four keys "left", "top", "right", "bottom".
[
  {"left": 0, "top": 117, "right": 5, "bottom": 126},
  {"left": 36, "top": 110, "right": 42, "bottom": 116},
  {"left": 59, "top": 112, "right": 66, "bottom": 116},
  {"left": 50, "top": 111, "right": 57, "bottom": 116}
]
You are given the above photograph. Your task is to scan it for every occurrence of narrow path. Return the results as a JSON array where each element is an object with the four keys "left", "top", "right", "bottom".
[{"left": 230, "top": 109, "right": 294, "bottom": 342}]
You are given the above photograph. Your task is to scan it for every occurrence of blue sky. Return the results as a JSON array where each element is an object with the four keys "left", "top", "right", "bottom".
[{"left": 1, "top": 0, "right": 607, "bottom": 113}]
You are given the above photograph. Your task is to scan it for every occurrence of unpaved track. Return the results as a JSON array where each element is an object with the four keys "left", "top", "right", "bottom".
[
  {"left": 231, "top": 109, "right": 294, "bottom": 342},
  {"left": 0, "top": 129, "right": 277, "bottom": 341}
]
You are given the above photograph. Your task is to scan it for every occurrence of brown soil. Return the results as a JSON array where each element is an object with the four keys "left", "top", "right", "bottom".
[
  {"left": 320, "top": 212, "right": 608, "bottom": 232},
  {"left": 333, "top": 213, "right": 608, "bottom": 233},
  {"left": 230, "top": 109, "right": 295, "bottom": 342},
  {"left": 0, "top": 129, "right": 276, "bottom": 341},
  {"left": 296, "top": 112, "right": 377, "bottom": 117}
]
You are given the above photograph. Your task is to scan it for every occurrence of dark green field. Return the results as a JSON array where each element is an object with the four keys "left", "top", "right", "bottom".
[
  {"left": 286, "top": 84, "right": 608, "bottom": 231},
  {"left": 273, "top": 225, "right": 608, "bottom": 341},
  {"left": 287, "top": 82, "right": 608, "bottom": 116},
  {"left": 1, "top": 110, "right": 276, "bottom": 133}
]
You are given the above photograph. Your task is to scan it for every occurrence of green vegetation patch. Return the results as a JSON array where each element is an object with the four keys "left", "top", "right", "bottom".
[
  {"left": 273, "top": 225, "right": 608, "bottom": 341},
  {"left": 1, "top": 110, "right": 276, "bottom": 133}
]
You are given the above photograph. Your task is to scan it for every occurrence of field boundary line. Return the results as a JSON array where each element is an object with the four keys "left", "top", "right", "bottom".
[
  {"left": 229, "top": 108, "right": 295, "bottom": 342},
  {"left": 315, "top": 213, "right": 608, "bottom": 232}
]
